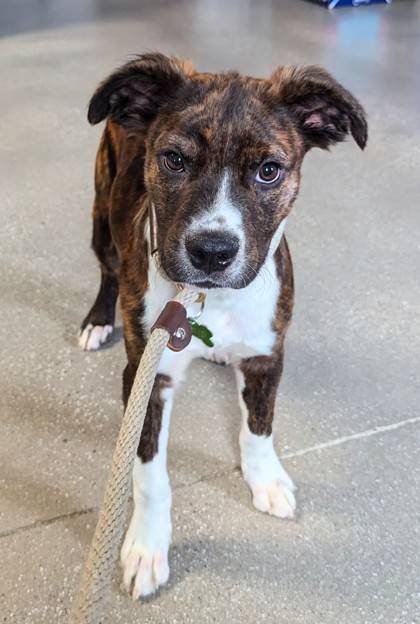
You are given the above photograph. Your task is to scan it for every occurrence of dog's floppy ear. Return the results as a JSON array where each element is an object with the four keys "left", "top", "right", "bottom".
[
  {"left": 269, "top": 65, "right": 367, "bottom": 151},
  {"left": 88, "top": 53, "right": 191, "bottom": 128}
]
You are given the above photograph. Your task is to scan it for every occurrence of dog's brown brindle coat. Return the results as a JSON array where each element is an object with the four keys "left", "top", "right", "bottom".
[{"left": 81, "top": 54, "right": 367, "bottom": 462}]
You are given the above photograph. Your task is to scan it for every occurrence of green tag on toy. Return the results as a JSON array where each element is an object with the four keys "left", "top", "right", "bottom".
[{"left": 189, "top": 319, "right": 214, "bottom": 347}]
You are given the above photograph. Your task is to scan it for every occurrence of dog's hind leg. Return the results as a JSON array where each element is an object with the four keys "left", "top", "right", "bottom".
[
  {"left": 79, "top": 128, "right": 119, "bottom": 351},
  {"left": 235, "top": 354, "right": 296, "bottom": 519}
]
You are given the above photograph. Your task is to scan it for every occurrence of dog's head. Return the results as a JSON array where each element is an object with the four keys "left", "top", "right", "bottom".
[{"left": 89, "top": 53, "right": 367, "bottom": 288}]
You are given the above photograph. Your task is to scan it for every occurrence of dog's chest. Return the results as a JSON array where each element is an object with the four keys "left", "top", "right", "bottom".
[
  {"left": 195, "top": 285, "right": 278, "bottom": 363},
  {"left": 144, "top": 253, "right": 281, "bottom": 365}
]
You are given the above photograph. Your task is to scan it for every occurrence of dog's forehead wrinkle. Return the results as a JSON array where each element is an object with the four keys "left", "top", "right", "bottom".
[
  {"left": 203, "top": 126, "right": 287, "bottom": 169},
  {"left": 156, "top": 130, "right": 199, "bottom": 156}
]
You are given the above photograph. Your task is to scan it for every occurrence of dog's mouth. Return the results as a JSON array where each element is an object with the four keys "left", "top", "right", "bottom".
[
  {"left": 183, "top": 277, "right": 225, "bottom": 290},
  {"left": 162, "top": 265, "right": 235, "bottom": 290},
  {"left": 160, "top": 259, "right": 256, "bottom": 291}
]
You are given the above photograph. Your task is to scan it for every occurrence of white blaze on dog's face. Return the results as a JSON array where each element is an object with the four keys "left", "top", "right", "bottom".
[
  {"left": 180, "top": 170, "right": 246, "bottom": 288},
  {"left": 88, "top": 55, "right": 367, "bottom": 288}
]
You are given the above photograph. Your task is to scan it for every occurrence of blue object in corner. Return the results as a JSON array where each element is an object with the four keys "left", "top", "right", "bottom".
[{"left": 318, "top": 0, "right": 391, "bottom": 8}]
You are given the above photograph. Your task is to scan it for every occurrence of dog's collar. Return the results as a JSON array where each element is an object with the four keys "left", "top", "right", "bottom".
[
  {"left": 148, "top": 202, "right": 176, "bottom": 286},
  {"left": 148, "top": 202, "right": 159, "bottom": 258}
]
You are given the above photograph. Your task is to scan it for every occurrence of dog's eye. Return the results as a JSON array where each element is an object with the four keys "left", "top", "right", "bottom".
[
  {"left": 164, "top": 151, "right": 185, "bottom": 172},
  {"left": 256, "top": 162, "right": 281, "bottom": 184}
]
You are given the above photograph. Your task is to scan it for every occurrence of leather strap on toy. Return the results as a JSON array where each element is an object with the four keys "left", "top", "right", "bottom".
[{"left": 152, "top": 301, "right": 192, "bottom": 351}]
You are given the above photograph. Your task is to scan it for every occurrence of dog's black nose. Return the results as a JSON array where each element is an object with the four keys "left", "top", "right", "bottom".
[{"left": 186, "top": 233, "right": 240, "bottom": 273}]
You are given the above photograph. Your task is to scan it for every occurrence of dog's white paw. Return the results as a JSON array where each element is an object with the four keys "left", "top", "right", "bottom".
[
  {"left": 240, "top": 429, "right": 296, "bottom": 519},
  {"left": 251, "top": 479, "right": 296, "bottom": 519},
  {"left": 121, "top": 543, "right": 170, "bottom": 599},
  {"left": 120, "top": 499, "right": 171, "bottom": 599},
  {"left": 78, "top": 323, "right": 113, "bottom": 351}
]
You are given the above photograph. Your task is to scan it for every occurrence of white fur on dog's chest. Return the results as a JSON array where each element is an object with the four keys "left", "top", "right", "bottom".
[
  {"left": 143, "top": 234, "right": 283, "bottom": 366},
  {"left": 193, "top": 276, "right": 279, "bottom": 363}
]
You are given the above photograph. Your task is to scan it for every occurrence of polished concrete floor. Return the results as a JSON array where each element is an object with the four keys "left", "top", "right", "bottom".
[{"left": 1, "top": 1, "right": 419, "bottom": 622}]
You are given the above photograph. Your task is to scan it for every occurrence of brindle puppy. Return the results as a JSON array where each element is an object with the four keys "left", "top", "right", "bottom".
[{"left": 79, "top": 54, "right": 367, "bottom": 599}]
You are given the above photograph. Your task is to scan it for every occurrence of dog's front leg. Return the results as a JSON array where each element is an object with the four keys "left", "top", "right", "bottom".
[
  {"left": 235, "top": 355, "right": 296, "bottom": 519},
  {"left": 120, "top": 371, "right": 175, "bottom": 599}
]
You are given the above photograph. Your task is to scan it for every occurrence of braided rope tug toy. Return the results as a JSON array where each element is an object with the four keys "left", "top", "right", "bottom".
[
  {"left": 70, "top": 205, "right": 209, "bottom": 623},
  {"left": 69, "top": 285, "right": 201, "bottom": 623}
]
